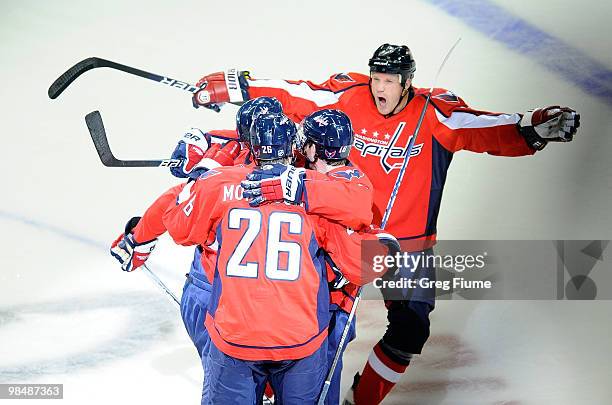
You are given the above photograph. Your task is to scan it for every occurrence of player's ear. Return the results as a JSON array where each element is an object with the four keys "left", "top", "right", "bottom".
[{"left": 402, "top": 79, "right": 411, "bottom": 96}]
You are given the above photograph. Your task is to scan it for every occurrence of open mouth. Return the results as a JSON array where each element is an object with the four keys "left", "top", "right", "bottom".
[{"left": 377, "top": 96, "right": 387, "bottom": 107}]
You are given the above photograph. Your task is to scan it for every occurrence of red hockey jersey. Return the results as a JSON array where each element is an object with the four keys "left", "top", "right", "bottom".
[
  {"left": 247, "top": 72, "right": 536, "bottom": 242},
  {"left": 133, "top": 164, "right": 373, "bottom": 314},
  {"left": 158, "top": 165, "right": 384, "bottom": 361}
]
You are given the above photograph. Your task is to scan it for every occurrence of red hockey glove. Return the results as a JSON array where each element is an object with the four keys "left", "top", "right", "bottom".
[
  {"left": 519, "top": 106, "right": 581, "bottom": 150},
  {"left": 209, "top": 140, "right": 242, "bottom": 166},
  {"left": 188, "top": 140, "right": 242, "bottom": 178},
  {"left": 110, "top": 217, "right": 157, "bottom": 272},
  {"left": 192, "top": 69, "right": 250, "bottom": 111}
]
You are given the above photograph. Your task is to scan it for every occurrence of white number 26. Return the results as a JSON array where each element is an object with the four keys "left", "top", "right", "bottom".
[{"left": 226, "top": 209, "right": 302, "bottom": 281}]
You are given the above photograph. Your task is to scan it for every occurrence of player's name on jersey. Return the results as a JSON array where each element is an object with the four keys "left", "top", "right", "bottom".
[
  {"left": 373, "top": 277, "right": 492, "bottom": 291},
  {"left": 223, "top": 183, "right": 244, "bottom": 201}
]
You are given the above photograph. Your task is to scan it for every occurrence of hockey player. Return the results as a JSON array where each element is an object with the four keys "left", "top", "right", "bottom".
[
  {"left": 168, "top": 97, "right": 282, "bottom": 360},
  {"left": 242, "top": 109, "right": 367, "bottom": 405},
  {"left": 189, "top": 43, "right": 581, "bottom": 404},
  {"left": 144, "top": 111, "right": 396, "bottom": 403}
]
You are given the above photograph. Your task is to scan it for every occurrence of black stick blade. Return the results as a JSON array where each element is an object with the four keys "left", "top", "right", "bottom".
[
  {"left": 49, "top": 56, "right": 199, "bottom": 99},
  {"left": 85, "top": 111, "right": 179, "bottom": 168},
  {"left": 49, "top": 57, "right": 102, "bottom": 99},
  {"left": 85, "top": 110, "right": 122, "bottom": 167}
]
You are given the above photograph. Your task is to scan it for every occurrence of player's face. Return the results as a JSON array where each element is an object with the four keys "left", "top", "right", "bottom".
[{"left": 370, "top": 72, "right": 409, "bottom": 115}]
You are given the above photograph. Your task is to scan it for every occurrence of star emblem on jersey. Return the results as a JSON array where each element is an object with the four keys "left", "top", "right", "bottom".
[
  {"left": 373, "top": 131, "right": 379, "bottom": 138},
  {"left": 361, "top": 128, "right": 367, "bottom": 135},
  {"left": 331, "top": 169, "right": 364, "bottom": 181}
]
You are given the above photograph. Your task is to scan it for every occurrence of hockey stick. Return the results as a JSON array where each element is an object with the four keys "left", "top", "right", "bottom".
[
  {"left": 85, "top": 110, "right": 183, "bottom": 168},
  {"left": 49, "top": 57, "right": 200, "bottom": 99},
  {"left": 142, "top": 264, "right": 181, "bottom": 306},
  {"left": 317, "top": 38, "right": 462, "bottom": 405}
]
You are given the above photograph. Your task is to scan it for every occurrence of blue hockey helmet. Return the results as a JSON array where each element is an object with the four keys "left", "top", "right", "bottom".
[
  {"left": 236, "top": 97, "right": 283, "bottom": 143},
  {"left": 250, "top": 112, "right": 297, "bottom": 161},
  {"left": 300, "top": 109, "right": 354, "bottom": 161}
]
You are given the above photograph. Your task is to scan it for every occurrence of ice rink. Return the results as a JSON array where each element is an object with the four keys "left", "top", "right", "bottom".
[{"left": 1, "top": 0, "right": 611, "bottom": 404}]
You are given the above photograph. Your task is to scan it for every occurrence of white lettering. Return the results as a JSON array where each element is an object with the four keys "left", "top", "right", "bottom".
[{"left": 223, "top": 184, "right": 245, "bottom": 201}]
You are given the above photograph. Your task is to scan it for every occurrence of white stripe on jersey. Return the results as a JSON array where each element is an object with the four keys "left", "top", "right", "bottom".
[
  {"left": 435, "top": 110, "right": 520, "bottom": 129},
  {"left": 367, "top": 349, "right": 403, "bottom": 383},
  {"left": 249, "top": 79, "right": 341, "bottom": 107}
]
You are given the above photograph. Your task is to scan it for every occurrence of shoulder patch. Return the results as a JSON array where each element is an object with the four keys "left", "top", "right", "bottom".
[
  {"left": 433, "top": 91, "right": 459, "bottom": 103},
  {"left": 197, "top": 168, "right": 222, "bottom": 180},
  {"left": 331, "top": 168, "right": 364, "bottom": 181},
  {"left": 333, "top": 73, "right": 355, "bottom": 83}
]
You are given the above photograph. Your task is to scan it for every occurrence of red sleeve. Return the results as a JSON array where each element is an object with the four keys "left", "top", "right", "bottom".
[
  {"left": 247, "top": 72, "right": 369, "bottom": 122},
  {"left": 426, "top": 89, "right": 535, "bottom": 156},
  {"left": 162, "top": 172, "right": 224, "bottom": 246},
  {"left": 208, "top": 129, "right": 239, "bottom": 142},
  {"left": 132, "top": 184, "right": 185, "bottom": 242},
  {"left": 316, "top": 219, "right": 389, "bottom": 286},
  {"left": 304, "top": 166, "right": 373, "bottom": 230}
]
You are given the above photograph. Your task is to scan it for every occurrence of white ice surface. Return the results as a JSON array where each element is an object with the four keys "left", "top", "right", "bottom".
[{"left": 1, "top": 0, "right": 611, "bottom": 404}]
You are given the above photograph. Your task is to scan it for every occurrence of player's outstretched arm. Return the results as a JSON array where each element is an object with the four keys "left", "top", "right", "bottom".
[
  {"left": 429, "top": 91, "right": 580, "bottom": 156},
  {"left": 192, "top": 70, "right": 368, "bottom": 122},
  {"left": 427, "top": 90, "right": 529, "bottom": 156}
]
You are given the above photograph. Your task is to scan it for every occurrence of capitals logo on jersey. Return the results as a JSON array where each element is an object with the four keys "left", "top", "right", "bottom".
[
  {"left": 331, "top": 169, "right": 364, "bottom": 181},
  {"left": 353, "top": 122, "right": 424, "bottom": 174},
  {"left": 325, "top": 149, "right": 338, "bottom": 159}
]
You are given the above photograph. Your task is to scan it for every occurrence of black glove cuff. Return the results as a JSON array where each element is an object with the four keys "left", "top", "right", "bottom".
[
  {"left": 518, "top": 124, "right": 547, "bottom": 151},
  {"left": 124, "top": 216, "right": 142, "bottom": 234}
]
